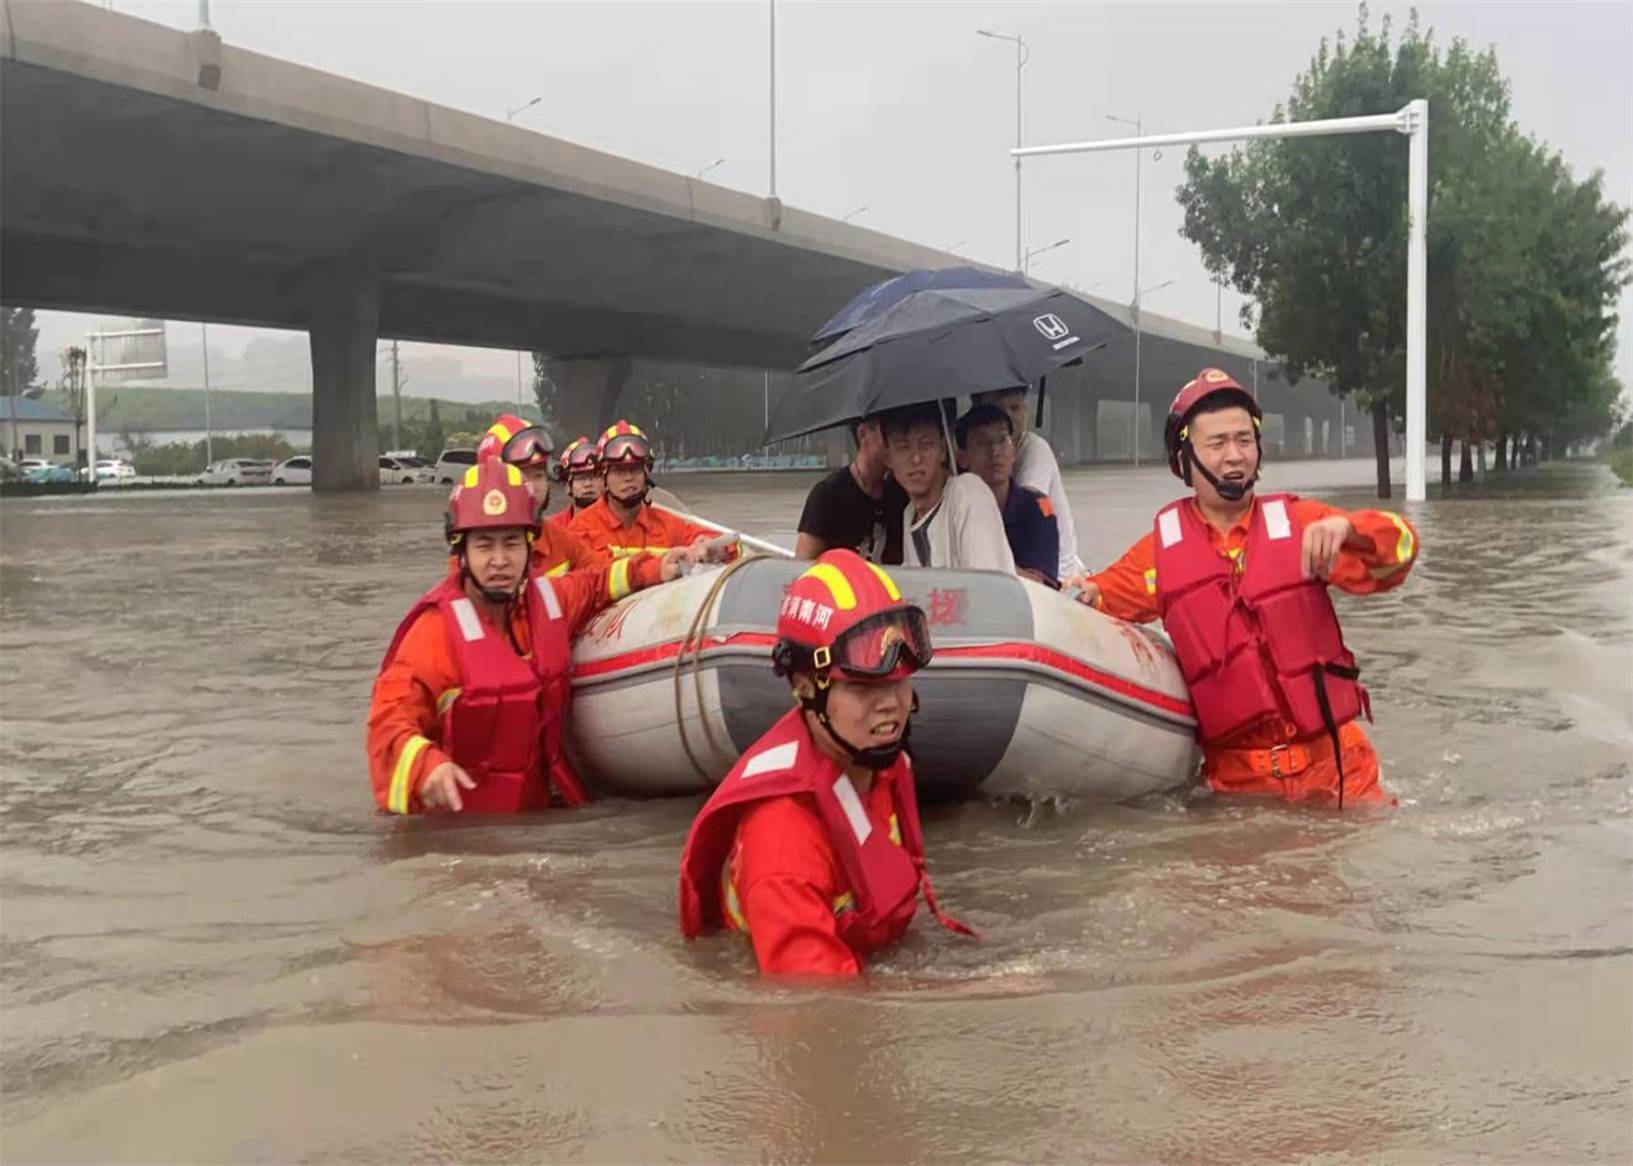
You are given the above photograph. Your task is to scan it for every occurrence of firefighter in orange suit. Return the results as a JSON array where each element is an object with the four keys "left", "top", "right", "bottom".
[
  {"left": 548, "top": 436, "right": 604, "bottom": 530},
  {"left": 1069, "top": 369, "right": 1420, "bottom": 807},
  {"left": 472, "top": 415, "right": 591, "bottom": 577},
  {"left": 369, "top": 458, "right": 683, "bottom": 814},
  {"left": 679, "top": 550, "right": 973, "bottom": 977},
  {"left": 568, "top": 420, "right": 733, "bottom": 566}
]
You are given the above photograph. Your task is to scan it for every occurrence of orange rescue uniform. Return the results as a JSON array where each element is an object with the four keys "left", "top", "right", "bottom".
[
  {"left": 1089, "top": 496, "right": 1418, "bottom": 805},
  {"left": 725, "top": 770, "right": 908, "bottom": 977},
  {"left": 366, "top": 556, "right": 663, "bottom": 813},
  {"left": 568, "top": 494, "right": 719, "bottom": 564}
]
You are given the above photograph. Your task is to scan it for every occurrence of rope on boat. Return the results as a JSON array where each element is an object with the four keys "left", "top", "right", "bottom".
[{"left": 673, "top": 552, "right": 770, "bottom": 783}]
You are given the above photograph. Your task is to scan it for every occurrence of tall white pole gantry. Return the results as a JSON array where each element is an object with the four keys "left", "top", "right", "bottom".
[{"left": 1014, "top": 100, "right": 1430, "bottom": 501}]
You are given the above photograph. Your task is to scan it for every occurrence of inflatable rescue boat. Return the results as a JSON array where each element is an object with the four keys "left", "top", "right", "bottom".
[{"left": 566, "top": 557, "right": 1199, "bottom": 801}]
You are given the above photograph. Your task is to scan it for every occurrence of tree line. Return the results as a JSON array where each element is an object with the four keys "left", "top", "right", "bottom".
[{"left": 1176, "top": 4, "right": 1629, "bottom": 495}]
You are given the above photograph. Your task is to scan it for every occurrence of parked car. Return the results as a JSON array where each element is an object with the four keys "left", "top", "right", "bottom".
[
  {"left": 24, "top": 463, "right": 78, "bottom": 484},
  {"left": 379, "top": 455, "right": 424, "bottom": 485},
  {"left": 394, "top": 454, "right": 437, "bottom": 483},
  {"left": 198, "top": 458, "right": 273, "bottom": 487},
  {"left": 95, "top": 459, "right": 136, "bottom": 481},
  {"left": 271, "top": 456, "right": 312, "bottom": 485},
  {"left": 18, "top": 457, "right": 53, "bottom": 477},
  {"left": 432, "top": 448, "right": 478, "bottom": 484}
]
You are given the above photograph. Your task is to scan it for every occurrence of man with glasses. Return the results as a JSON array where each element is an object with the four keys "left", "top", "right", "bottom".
[{"left": 956, "top": 404, "right": 1059, "bottom": 586}]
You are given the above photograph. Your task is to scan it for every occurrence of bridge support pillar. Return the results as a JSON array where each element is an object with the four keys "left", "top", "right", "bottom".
[
  {"left": 307, "top": 263, "right": 380, "bottom": 492},
  {"left": 548, "top": 356, "right": 631, "bottom": 444}
]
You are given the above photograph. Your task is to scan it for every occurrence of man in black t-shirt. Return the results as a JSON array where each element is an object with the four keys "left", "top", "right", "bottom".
[{"left": 795, "top": 416, "right": 908, "bottom": 565}]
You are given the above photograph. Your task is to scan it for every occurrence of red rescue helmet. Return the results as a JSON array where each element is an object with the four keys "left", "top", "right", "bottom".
[
  {"left": 596, "top": 420, "right": 654, "bottom": 471},
  {"left": 550, "top": 435, "right": 598, "bottom": 483},
  {"left": 1164, "top": 367, "right": 1263, "bottom": 484},
  {"left": 499, "top": 425, "right": 554, "bottom": 470},
  {"left": 475, "top": 413, "right": 532, "bottom": 462},
  {"left": 443, "top": 458, "right": 541, "bottom": 547},
  {"left": 772, "top": 550, "right": 932, "bottom": 684}
]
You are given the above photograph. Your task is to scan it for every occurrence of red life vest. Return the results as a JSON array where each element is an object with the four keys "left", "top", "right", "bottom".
[
  {"left": 678, "top": 709, "right": 971, "bottom": 960},
  {"left": 1154, "top": 494, "right": 1366, "bottom": 745},
  {"left": 381, "top": 574, "right": 587, "bottom": 813}
]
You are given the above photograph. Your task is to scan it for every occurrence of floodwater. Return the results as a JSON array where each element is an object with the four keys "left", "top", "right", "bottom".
[{"left": 1, "top": 459, "right": 1629, "bottom": 1164}]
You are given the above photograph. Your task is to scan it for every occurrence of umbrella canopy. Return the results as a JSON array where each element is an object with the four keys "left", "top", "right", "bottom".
[
  {"left": 767, "top": 286, "right": 1120, "bottom": 443},
  {"left": 810, "top": 265, "right": 1032, "bottom": 347}
]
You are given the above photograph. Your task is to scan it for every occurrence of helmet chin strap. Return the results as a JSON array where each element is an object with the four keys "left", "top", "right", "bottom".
[
  {"left": 457, "top": 547, "right": 525, "bottom": 607},
  {"left": 799, "top": 681, "right": 914, "bottom": 771}
]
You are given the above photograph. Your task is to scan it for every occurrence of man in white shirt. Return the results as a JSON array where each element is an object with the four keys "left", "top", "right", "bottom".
[
  {"left": 971, "top": 388, "right": 1086, "bottom": 578},
  {"left": 879, "top": 402, "right": 1016, "bottom": 574}
]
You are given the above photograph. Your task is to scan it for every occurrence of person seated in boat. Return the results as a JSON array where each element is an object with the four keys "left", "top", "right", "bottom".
[
  {"left": 469, "top": 415, "right": 592, "bottom": 578},
  {"left": 1067, "top": 368, "right": 1420, "bottom": 808},
  {"left": 679, "top": 549, "right": 973, "bottom": 976},
  {"left": 548, "top": 435, "right": 603, "bottom": 530},
  {"left": 795, "top": 415, "right": 907, "bottom": 565},
  {"left": 569, "top": 420, "right": 734, "bottom": 567},
  {"left": 971, "top": 387, "right": 1086, "bottom": 579},
  {"left": 879, "top": 401, "right": 1015, "bottom": 574},
  {"left": 368, "top": 458, "right": 685, "bottom": 815},
  {"left": 956, "top": 404, "right": 1059, "bottom": 587}
]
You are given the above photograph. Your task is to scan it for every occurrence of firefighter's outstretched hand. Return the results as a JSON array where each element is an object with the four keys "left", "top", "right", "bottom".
[
  {"left": 421, "top": 761, "right": 476, "bottom": 812},
  {"left": 659, "top": 546, "right": 687, "bottom": 582},
  {"left": 1063, "top": 575, "right": 1101, "bottom": 608},
  {"left": 1302, "top": 516, "right": 1353, "bottom": 580}
]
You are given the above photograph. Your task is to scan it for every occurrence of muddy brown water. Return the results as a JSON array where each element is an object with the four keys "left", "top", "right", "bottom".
[{"left": 1, "top": 460, "right": 1628, "bottom": 1163}]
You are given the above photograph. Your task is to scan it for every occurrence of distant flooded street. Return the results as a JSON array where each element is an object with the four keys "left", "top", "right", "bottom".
[{"left": 1, "top": 459, "right": 1629, "bottom": 1163}]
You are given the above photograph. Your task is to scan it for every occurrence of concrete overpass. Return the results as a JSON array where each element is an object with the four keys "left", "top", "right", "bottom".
[{"left": 0, "top": 1, "right": 1353, "bottom": 488}]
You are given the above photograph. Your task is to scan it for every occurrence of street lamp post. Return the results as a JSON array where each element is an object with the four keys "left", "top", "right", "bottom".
[
  {"left": 1022, "top": 237, "right": 1070, "bottom": 274},
  {"left": 505, "top": 97, "right": 541, "bottom": 122},
  {"left": 1105, "top": 112, "right": 1148, "bottom": 464},
  {"left": 1012, "top": 101, "right": 1432, "bottom": 501},
  {"left": 696, "top": 157, "right": 725, "bottom": 179},
  {"left": 976, "top": 29, "right": 1028, "bottom": 271}
]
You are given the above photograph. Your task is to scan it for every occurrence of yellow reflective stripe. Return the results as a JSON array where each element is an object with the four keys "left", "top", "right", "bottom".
[
  {"left": 608, "top": 557, "right": 632, "bottom": 601},
  {"left": 831, "top": 891, "right": 856, "bottom": 916},
  {"left": 544, "top": 559, "right": 570, "bottom": 577},
  {"left": 802, "top": 562, "right": 859, "bottom": 610},
  {"left": 462, "top": 465, "right": 480, "bottom": 488},
  {"left": 608, "top": 543, "right": 670, "bottom": 558},
  {"left": 504, "top": 463, "right": 523, "bottom": 486},
  {"left": 435, "top": 687, "right": 461, "bottom": 716},
  {"left": 388, "top": 734, "right": 432, "bottom": 814},
  {"left": 1142, "top": 567, "right": 1157, "bottom": 596},
  {"left": 888, "top": 813, "right": 901, "bottom": 846},
  {"left": 722, "top": 865, "right": 749, "bottom": 932},
  {"left": 1385, "top": 512, "right": 1415, "bottom": 565},
  {"left": 862, "top": 561, "right": 902, "bottom": 601}
]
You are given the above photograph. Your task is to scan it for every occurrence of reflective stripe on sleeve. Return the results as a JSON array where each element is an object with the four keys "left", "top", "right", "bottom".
[
  {"left": 1142, "top": 567, "right": 1157, "bottom": 596},
  {"left": 608, "top": 557, "right": 632, "bottom": 601},
  {"left": 545, "top": 559, "right": 570, "bottom": 577},
  {"left": 435, "top": 688, "right": 461, "bottom": 716},
  {"left": 388, "top": 734, "right": 432, "bottom": 814},
  {"left": 1386, "top": 512, "right": 1415, "bottom": 564}
]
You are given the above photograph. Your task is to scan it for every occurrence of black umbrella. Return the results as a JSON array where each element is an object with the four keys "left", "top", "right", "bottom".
[
  {"left": 810, "top": 265, "right": 1032, "bottom": 347},
  {"left": 766, "top": 285, "right": 1120, "bottom": 443}
]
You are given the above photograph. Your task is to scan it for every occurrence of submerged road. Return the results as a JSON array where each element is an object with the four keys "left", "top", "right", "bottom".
[{"left": 1, "top": 460, "right": 1629, "bottom": 1161}]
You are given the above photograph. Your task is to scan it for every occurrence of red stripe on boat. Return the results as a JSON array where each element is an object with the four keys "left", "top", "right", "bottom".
[{"left": 573, "top": 632, "right": 1192, "bottom": 719}]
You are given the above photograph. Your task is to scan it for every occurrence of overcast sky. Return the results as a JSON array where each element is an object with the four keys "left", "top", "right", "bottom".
[{"left": 31, "top": 0, "right": 1633, "bottom": 398}]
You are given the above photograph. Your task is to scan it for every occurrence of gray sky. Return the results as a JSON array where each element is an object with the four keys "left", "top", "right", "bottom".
[{"left": 32, "top": 0, "right": 1633, "bottom": 401}]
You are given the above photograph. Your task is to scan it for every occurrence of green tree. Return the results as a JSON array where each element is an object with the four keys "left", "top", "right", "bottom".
[
  {"left": 421, "top": 398, "right": 445, "bottom": 458},
  {"left": 1, "top": 306, "right": 39, "bottom": 395},
  {"left": 531, "top": 352, "right": 558, "bottom": 432},
  {"left": 1178, "top": 6, "right": 1518, "bottom": 496}
]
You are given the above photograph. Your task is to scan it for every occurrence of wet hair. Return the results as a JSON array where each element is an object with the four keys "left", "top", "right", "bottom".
[
  {"left": 1185, "top": 388, "right": 1260, "bottom": 428},
  {"left": 955, "top": 404, "right": 1014, "bottom": 449},
  {"left": 878, "top": 400, "right": 954, "bottom": 444}
]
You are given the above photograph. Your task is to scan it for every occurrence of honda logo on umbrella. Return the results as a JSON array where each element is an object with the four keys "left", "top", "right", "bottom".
[
  {"left": 1032, "top": 312, "right": 1079, "bottom": 350},
  {"left": 1033, "top": 313, "right": 1070, "bottom": 341}
]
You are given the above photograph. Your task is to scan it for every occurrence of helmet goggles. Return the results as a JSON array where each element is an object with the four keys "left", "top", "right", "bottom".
[
  {"left": 501, "top": 426, "right": 554, "bottom": 469},
  {"left": 599, "top": 431, "right": 653, "bottom": 467},
  {"left": 811, "top": 607, "right": 932, "bottom": 681}
]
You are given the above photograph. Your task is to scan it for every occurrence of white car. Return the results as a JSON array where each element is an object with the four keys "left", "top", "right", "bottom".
[
  {"left": 95, "top": 459, "right": 136, "bottom": 481},
  {"left": 18, "top": 457, "right": 53, "bottom": 476},
  {"left": 432, "top": 448, "right": 478, "bottom": 484},
  {"left": 394, "top": 454, "right": 437, "bottom": 483},
  {"left": 271, "top": 456, "right": 312, "bottom": 485},
  {"left": 378, "top": 455, "right": 425, "bottom": 485},
  {"left": 198, "top": 458, "right": 273, "bottom": 486}
]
